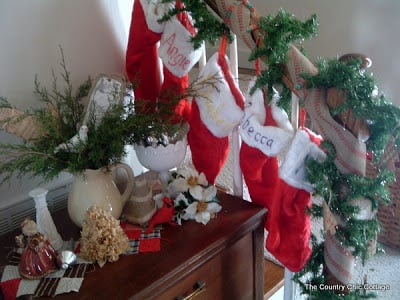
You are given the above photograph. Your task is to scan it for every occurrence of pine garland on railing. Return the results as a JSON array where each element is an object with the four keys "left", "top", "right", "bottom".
[
  {"left": 249, "top": 8, "right": 318, "bottom": 110},
  {"left": 159, "top": 0, "right": 232, "bottom": 49},
  {"left": 158, "top": 2, "right": 400, "bottom": 298},
  {"left": 302, "top": 57, "right": 400, "bottom": 160}
]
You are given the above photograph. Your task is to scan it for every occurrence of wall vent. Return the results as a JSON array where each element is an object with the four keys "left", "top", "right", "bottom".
[{"left": 0, "top": 183, "right": 71, "bottom": 236}]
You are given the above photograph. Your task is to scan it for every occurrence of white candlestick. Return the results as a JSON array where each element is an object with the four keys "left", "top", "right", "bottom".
[{"left": 29, "top": 188, "right": 63, "bottom": 250}]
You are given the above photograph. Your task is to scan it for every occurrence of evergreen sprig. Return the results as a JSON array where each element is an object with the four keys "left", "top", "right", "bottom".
[
  {"left": 124, "top": 98, "right": 186, "bottom": 146},
  {"left": 125, "top": 70, "right": 223, "bottom": 146},
  {"left": 249, "top": 8, "right": 318, "bottom": 110},
  {"left": 0, "top": 50, "right": 131, "bottom": 184},
  {"left": 159, "top": 0, "right": 232, "bottom": 49}
]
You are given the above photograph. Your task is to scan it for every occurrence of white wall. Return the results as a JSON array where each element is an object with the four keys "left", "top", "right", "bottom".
[
  {"left": 0, "top": 0, "right": 135, "bottom": 209},
  {"left": 1, "top": 0, "right": 399, "bottom": 209},
  {"left": 237, "top": 0, "right": 400, "bottom": 105}
]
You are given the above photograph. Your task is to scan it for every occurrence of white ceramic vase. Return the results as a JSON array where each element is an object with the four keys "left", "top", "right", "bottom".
[{"left": 134, "top": 136, "right": 187, "bottom": 188}]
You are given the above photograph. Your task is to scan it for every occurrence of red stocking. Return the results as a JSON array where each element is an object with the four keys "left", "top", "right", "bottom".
[
  {"left": 187, "top": 102, "right": 230, "bottom": 183},
  {"left": 266, "top": 183, "right": 312, "bottom": 272},
  {"left": 266, "top": 129, "right": 326, "bottom": 272},
  {"left": 126, "top": 0, "right": 165, "bottom": 105},
  {"left": 240, "top": 105, "right": 280, "bottom": 213},
  {"left": 126, "top": 0, "right": 201, "bottom": 118},
  {"left": 158, "top": 0, "right": 202, "bottom": 120},
  {"left": 187, "top": 35, "right": 244, "bottom": 183}
]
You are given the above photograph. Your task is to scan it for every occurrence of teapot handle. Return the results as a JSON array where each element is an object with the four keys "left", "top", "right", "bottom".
[{"left": 110, "top": 163, "right": 135, "bottom": 206}]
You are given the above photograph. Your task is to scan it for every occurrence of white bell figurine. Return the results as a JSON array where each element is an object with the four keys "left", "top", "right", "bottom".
[{"left": 29, "top": 188, "right": 63, "bottom": 250}]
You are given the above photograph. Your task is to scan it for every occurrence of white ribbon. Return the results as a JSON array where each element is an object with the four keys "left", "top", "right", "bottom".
[{"left": 324, "top": 232, "right": 355, "bottom": 285}]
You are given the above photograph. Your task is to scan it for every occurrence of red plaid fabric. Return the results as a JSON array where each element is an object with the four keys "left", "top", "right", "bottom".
[
  {"left": 120, "top": 222, "right": 161, "bottom": 254},
  {"left": 1, "top": 224, "right": 161, "bottom": 299}
]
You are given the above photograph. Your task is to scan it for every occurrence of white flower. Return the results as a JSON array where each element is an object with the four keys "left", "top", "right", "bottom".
[
  {"left": 179, "top": 166, "right": 208, "bottom": 184},
  {"left": 168, "top": 166, "right": 221, "bottom": 226},
  {"left": 167, "top": 166, "right": 208, "bottom": 197},
  {"left": 182, "top": 185, "right": 220, "bottom": 225},
  {"left": 182, "top": 201, "right": 222, "bottom": 225},
  {"left": 167, "top": 177, "right": 188, "bottom": 198},
  {"left": 182, "top": 202, "right": 198, "bottom": 221},
  {"left": 189, "top": 185, "right": 217, "bottom": 202}
]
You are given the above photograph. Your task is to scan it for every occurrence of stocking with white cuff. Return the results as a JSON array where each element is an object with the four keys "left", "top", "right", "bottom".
[
  {"left": 187, "top": 35, "right": 244, "bottom": 183},
  {"left": 266, "top": 128, "right": 326, "bottom": 272}
]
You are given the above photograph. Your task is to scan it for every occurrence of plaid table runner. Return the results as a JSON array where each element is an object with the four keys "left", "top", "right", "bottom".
[
  {"left": 120, "top": 222, "right": 161, "bottom": 254},
  {"left": 1, "top": 225, "right": 161, "bottom": 299},
  {"left": 0, "top": 250, "right": 94, "bottom": 299}
]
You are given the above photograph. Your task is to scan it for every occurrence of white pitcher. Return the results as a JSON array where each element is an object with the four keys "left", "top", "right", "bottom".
[{"left": 68, "top": 163, "right": 134, "bottom": 227}]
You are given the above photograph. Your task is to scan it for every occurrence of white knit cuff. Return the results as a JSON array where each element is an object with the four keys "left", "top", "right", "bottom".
[
  {"left": 280, "top": 130, "right": 326, "bottom": 192},
  {"left": 194, "top": 52, "right": 244, "bottom": 137},
  {"left": 141, "top": 0, "right": 172, "bottom": 33},
  {"left": 159, "top": 17, "right": 204, "bottom": 77}
]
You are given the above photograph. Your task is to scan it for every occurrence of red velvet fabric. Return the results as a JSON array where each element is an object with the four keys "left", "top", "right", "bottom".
[
  {"left": 241, "top": 104, "right": 312, "bottom": 272},
  {"left": 266, "top": 182, "right": 312, "bottom": 272},
  {"left": 187, "top": 101, "right": 230, "bottom": 184},
  {"left": 126, "top": 0, "right": 161, "bottom": 104}
]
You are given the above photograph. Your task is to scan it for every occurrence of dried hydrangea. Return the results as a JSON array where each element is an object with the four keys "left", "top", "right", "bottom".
[{"left": 80, "top": 206, "right": 130, "bottom": 265}]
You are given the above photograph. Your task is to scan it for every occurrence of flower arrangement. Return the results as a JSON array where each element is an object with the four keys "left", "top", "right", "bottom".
[{"left": 166, "top": 166, "right": 222, "bottom": 225}]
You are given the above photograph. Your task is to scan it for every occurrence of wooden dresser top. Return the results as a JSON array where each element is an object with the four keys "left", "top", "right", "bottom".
[{"left": 0, "top": 191, "right": 267, "bottom": 299}]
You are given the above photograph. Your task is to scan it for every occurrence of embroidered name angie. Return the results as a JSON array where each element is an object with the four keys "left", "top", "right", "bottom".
[{"left": 162, "top": 32, "right": 191, "bottom": 70}]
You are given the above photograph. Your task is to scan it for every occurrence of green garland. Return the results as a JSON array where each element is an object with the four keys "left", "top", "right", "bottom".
[
  {"left": 249, "top": 8, "right": 318, "bottom": 110},
  {"left": 159, "top": 0, "right": 232, "bottom": 49},
  {"left": 294, "top": 56, "right": 399, "bottom": 298},
  {"left": 293, "top": 235, "right": 378, "bottom": 299},
  {"left": 303, "top": 57, "right": 400, "bottom": 160},
  {"left": 306, "top": 140, "right": 393, "bottom": 260},
  {"left": 155, "top": 3, "right": 399, "bottom": 298},
  {"left": 160, "top": 3, "right": 318, "bottom": 112},
  {"left": 158, "top": 3, "right": 400, "bottom": 299}
]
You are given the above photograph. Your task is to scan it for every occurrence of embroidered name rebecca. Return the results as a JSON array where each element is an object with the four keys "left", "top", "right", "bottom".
[
  {"left": 161, "top": 33, "right": 191, "bottom": 70},
  {"left": 241, "top": 116, "right": 274, "bottom": 148}
]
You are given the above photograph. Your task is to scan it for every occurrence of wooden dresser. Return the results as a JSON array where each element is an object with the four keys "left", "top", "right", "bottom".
[{"left": 0, "top": 191, "right": 267, "bottom": 300}]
